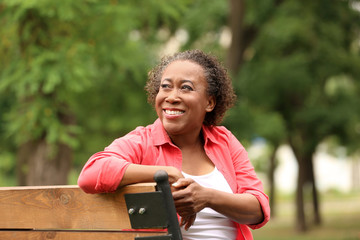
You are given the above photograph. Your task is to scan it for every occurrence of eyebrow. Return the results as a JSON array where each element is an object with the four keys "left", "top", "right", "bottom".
[{"left": 162, "top": 78, "right": 194, "bottom": 85}]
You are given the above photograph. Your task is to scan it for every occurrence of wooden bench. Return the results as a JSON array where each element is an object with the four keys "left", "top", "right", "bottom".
[{"left": 0, "top": 170, "right": 182, "bottom": 240}]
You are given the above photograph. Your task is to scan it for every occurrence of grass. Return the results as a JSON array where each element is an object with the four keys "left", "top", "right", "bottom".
[{"left": 252, "top": 191, "right": 360, "bottom": 240}]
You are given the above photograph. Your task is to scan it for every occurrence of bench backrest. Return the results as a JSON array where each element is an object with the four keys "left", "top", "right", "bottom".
[{"left": 0, "top": 170, "right": 182, "bottom": 240}]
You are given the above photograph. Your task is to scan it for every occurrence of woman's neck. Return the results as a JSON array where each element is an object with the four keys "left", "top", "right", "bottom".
[{"left": 169, "top": 128, "right": 204, "bottom": 150}]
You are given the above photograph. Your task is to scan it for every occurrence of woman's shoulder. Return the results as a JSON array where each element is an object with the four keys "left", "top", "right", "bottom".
[
  {"left": 129, "top": 119, "right": 164, "bottom": 136},
  {"left": 111, "top": 118, "right": 165, "bottom": 145}
]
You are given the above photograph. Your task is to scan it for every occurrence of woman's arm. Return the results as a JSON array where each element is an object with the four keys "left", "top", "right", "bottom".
[
  {"left": 207, "top": 190, "right": 263, "bottom": 224},
  {"left": 119, "top": 164, "right": 184, "bottom": 187},
  {"left": 172, "top": 178, "right": 263, "bottom": 229},
  {"left": 78, "top": 151, "right": 184, "bottom": 193},
  {"left": 171, "top": 128, "right": 269, "bottom": 230},
  {"left": 78, "top": 127, "right": 171, "bottom": 193},
  {"left": 229, "top": 132, "right": 270, "bottom": 229}
]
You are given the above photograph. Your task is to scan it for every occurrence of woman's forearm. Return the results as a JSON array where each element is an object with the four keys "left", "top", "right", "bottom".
[
  {"left": 172, "top": 179, "right": 264, "bottom": 225},
  {"left": 207, "top": 189, "right": 264, "bottom": 225},
  {"left": 119, "top": 164, "right": 184, "bottom": 187}
]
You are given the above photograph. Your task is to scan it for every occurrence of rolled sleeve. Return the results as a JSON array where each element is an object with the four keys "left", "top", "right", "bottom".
[
  {"left": 94, "top": 157, "right": 131, "bottom": 193},
  {"left": 245, "top": 189, "right": 270, "bottom": 229},
  {"left": 77, "top": 153, "right": 132, "bottom": 193},
  {"left": 78, "top": 128, "right": 147, "bottom": 193}
]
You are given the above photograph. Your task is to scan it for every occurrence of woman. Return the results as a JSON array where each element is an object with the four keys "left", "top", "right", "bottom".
[{"left": 78, "top": 50, "right": 270, "bottom": 240}]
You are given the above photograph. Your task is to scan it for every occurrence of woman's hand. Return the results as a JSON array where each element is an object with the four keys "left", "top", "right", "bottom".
[
  {"left": 171, "top": 178, "right": 210, "bottom": 230},
  {"left": 163, "top": 166, "right": 184, "bottom": 185}
]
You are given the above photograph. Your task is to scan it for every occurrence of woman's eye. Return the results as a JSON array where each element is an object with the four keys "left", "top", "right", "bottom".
[
  {"left": 160, "top": 84, "right": 171, "bottom": 89},
  {"left": 181, "top": 85, "right": 193, "bottom": 91}
]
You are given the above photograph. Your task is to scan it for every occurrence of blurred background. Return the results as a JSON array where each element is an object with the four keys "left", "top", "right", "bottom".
[{"left": 0, "top": 0, "right": 359, "bottom": 239}]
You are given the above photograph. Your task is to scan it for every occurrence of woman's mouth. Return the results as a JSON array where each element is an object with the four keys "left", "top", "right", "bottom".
[{"left": 164, "top": 109, "right": 185, "bottom": 116}]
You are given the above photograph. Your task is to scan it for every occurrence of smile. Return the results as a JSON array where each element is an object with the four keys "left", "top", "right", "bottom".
[{"left": 164, "top": 110, "right": 185, "bottom": 115}]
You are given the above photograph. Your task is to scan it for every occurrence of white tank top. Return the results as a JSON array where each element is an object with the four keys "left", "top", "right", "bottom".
[{"left": 180, "top": 167, "right": 237, "bottom": 240}]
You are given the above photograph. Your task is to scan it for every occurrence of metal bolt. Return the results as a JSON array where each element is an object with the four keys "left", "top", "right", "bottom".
[
  {"left": 128, "top": 208, "right": 136, "bottom": 215},
  {"left": 138, "top": 207, "right": 146, "bottom": 214}
]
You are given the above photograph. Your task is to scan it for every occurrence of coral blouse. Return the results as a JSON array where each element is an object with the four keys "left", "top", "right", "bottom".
[{"left": 78, "top": 119, "right": 270, "bottom": 240}]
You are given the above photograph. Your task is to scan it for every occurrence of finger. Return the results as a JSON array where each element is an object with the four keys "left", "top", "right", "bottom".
[
  {"left": 172, "top": 187, "right": 190, "bottom": 201},
  {"left": 172, "top": 178, "right": 193, "bottom": 189},
  {"left": 179, "top": 216, "right": 188, "bottom": 227},
  {"left": 184, "top": 215, "right": 196, "bottom": 231}
]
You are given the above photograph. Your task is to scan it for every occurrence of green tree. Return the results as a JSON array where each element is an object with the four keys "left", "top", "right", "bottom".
[
  {"left": 0, "top": 0, "right": 190, "bottom": 185},
  {"left": 234, "top": 0, "right": 360, "bottom": 231}
]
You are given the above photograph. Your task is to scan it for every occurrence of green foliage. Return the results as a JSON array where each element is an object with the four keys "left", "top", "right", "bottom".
[
  {"left": 0, "top": 151, "right": 16, "bottom": 186},
  {"left": 0, "top": 86, "right": 17, "bottom": 186},
  {"left": 0, "top": 0, "right": 97, "bottom": 147},
  {"left": 0, "top": 0, "right": 359, "bottom": 185},
  {"left": 0, "top": 0, "right": 191, "bottom": 179},
  {"left": 237, "top": 0, "right": 360, "bottom": 154}
]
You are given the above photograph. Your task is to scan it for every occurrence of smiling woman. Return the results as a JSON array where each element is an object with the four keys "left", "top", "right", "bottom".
[{"left": 78, "top": 50, "right": 270, "bottom": 240}]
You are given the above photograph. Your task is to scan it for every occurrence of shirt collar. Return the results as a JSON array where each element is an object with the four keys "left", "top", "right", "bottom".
[
  {"left": 152, "top": 118, "right": 172, "bottom": 146},
  {"left": 202, "top": 124, "right": 220, "bottom": 145},
  {"left": 152, "top": 118, "right": 220, "bottom": 146}
]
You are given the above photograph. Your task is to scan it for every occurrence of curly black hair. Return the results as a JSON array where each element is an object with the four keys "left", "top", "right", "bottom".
[{"left": 145, "top": 49, "right": 236, "bottom": 126}]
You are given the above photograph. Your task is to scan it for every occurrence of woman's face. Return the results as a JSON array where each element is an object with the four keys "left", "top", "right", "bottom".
[{"left": 155, "top": 60, "right": 215, "bottom": 137}]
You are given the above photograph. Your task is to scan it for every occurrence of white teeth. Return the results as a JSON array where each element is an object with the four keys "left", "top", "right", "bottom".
[{"left": 165, "top": 110, "right": 184, "bottom": 115}]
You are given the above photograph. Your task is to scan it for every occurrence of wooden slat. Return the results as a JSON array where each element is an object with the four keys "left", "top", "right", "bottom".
[
  {"left": 0, "top": 184, "right": 156, "bottom": 230},
  {"left": 0, "top": 230, "right": 166, "bottom": 240}
]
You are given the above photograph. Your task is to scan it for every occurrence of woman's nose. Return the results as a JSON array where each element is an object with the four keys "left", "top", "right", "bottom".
[{"left": 165, "top": 89, "right": 180, "bottom": 103}]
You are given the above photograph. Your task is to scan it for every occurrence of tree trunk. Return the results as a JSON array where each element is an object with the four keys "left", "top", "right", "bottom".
[
  {"left": 295, "top": 154, "right": 307, "bottom": 232},
  {"left": 227, "top": 0, "right": 245, "bottom": 74},
  {"left": 290, "top": 136, "right": 321, "bottom": 232},
  {"left": 16, "top": 99, "right": 75, "bottom": 186},
  {"left": 17, "top": 139, "right": 72, "bottom": 185},
  {"left": 306, "top": 153, "right": 321, "bottom": 225}
]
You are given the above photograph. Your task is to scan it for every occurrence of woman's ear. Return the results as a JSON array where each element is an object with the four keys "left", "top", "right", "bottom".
[{"left": 205, "top": 96, "right": 216, "bottom": 112}]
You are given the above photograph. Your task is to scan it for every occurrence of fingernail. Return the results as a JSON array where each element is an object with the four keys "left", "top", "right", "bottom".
[{"left": 172, "top": 182, "right": 179, "bottom": 187}]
